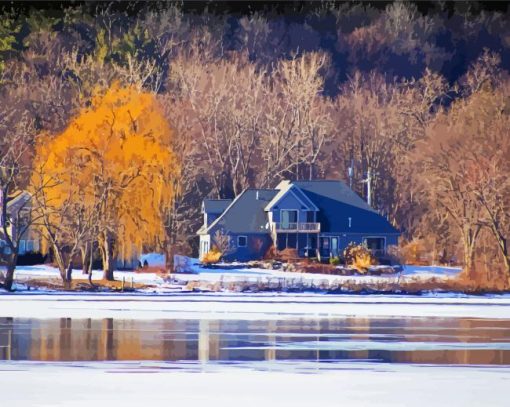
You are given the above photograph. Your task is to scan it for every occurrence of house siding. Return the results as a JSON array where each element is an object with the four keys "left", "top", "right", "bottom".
[
  {"left": 222, "top": 233, "right": 272, "bottom": 262},
  {"left": 271, "top": 193, "right": 315, "bottom": 224}
]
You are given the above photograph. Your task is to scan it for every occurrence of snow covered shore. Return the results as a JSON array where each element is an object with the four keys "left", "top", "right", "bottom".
[
  {"left": 4, "top": 262, "right": 463, "bottom": 291},
  {"left": 1, "top": 360, "right": 508, "bottom": 407},
  {"left": 1, "top": 292, "right": 510, "bottom": 320}
]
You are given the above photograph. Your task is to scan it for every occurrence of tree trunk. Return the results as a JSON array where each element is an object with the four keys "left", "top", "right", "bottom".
[
  {"left": 165, "top": 240, "right": 176, "bottom": 274},
  {"left": 491, "top": 231, "right": 510, "bottom": 284},
  {"left": 461, "top": 225, "right": 481, "bottom": 281},
  {"left": 102, "top": 236, "right": 115, "bottom": 281},
  {"left": 462, "top": 235, "right": 478, "bottom": 281},
  {"left": 65, "top": 261, "right": 73, "bottom": 289},
  {"left": 81, "top": 243, "right": 91, "bottom": 275},
  {"left": 500, "top": 250, "right": 510, "bottom": 286},
  {"left": 88, "top": 246, "right": 96, "bottom": 288},
  {"left": 3, "top": 252, "right": 17, "bottom": 291},
  {"left": 53, "top": 248, "right": 68, "bottom": 285}
]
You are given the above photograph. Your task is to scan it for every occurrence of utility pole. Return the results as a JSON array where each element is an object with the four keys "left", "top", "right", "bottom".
[
  {"left": 360, "top": 168, "right": 372, "bottom": 207},
  {"left": 366, "top": 168, "right": 372, "bottom": 207},
  {"left": 349, "top": 161, "right": 373, "bottom": 207},
  {"left": 348, "top": 159, "right": 354, "bottom": 189}
]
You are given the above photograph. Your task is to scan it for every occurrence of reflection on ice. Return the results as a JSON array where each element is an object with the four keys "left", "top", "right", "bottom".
[{"left": 1, "top": 316, "right": 510, "bottom": 365}]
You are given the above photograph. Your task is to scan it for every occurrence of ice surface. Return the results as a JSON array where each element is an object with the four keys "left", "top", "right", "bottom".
[
  {"left": 1, "top": 293, "right": 510, "bottom": 320},
  {"left": 0, "top": 360, "right": 508, "bottom": 407}
]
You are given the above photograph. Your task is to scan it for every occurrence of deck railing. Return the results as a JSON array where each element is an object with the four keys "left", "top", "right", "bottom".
[{"left": 271, "top": 222, "right": 320, "bottom": 232}]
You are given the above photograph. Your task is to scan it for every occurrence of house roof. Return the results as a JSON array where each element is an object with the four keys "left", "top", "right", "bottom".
[
  {"left": 202, "top": 199, "right": 232, "bottom": 214},
  {"left": 204, "top": 189, "right": 277, "bottom": 234},
  {"left": 5, "top": 191, "right": 31, "bottom": 214},
  {"left": 291, "top": 180, "right": 399, "bottom": 234},
  {"left": 198, "top": 180, "right": 399, "bottom": 236},
  {"left": 264, "top": 183, "right": 318, "bottom": 212}
]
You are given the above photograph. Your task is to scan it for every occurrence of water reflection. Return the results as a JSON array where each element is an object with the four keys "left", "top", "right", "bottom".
[{"left": 1, "top": 317, "right": 510, "bottom": 365}]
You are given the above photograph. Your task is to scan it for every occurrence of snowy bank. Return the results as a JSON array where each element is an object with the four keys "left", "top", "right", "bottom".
[{"left": 4, "top": 262, "right": 462, "bottom": 290}]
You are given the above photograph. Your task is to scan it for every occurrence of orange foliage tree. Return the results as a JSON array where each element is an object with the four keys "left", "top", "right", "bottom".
[{"left": 32, "top": 83, "right": 179, "bottom": 282}]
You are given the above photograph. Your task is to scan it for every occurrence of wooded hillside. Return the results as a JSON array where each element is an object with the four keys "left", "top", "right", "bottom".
[{"left": 1, "top": 1, "right": 509, "bottom": 286}]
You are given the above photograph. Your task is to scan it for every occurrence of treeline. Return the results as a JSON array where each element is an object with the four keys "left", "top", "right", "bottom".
[{"left": 0, "top": 2, "right": 509, "bottom": 287}]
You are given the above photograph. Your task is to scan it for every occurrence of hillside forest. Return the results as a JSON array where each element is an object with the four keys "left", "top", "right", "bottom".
[{"left": 1, "top": 1, "right": 510, "bottom": 289}]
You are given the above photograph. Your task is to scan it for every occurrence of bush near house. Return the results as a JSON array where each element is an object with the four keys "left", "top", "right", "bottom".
[
  {"left": 329, "top": 257, "right": 341, "bottom": 265},
  {"left": 201, "top": 248, "right": 222, "bottom": 264},
  {"left": 263, "top": 244, "right": 278, "bottom": 260},
  {"left": 343, "top": 243, "right": 377, "bottom": 273},
  {"left": 277, "top": 248, "right": 300, "bottom": 262},
  {"left": 400, "top": 239, "right": 428, "bottom": 265}
]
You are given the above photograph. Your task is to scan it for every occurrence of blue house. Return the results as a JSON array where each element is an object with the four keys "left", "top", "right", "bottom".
[{"left": 197, "top": 180, "right": 400, "bottom": 262}]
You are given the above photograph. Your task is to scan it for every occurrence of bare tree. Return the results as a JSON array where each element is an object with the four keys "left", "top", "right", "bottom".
[
  {"left": 212, "top": 229, "right": 235, "bottom": 257},
  {"left": 260, "top": 52, "right": 330, "bottom": 185},
  {"left": 0, "top": 104, "right": 37, "bottom": 290},
  {"left": 31, "top": 157, "right": 98, "bottom": 288}
]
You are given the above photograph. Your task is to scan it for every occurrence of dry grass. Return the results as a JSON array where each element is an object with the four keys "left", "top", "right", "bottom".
[
  {"left": 296, "top": 262, "right": 339, "bottom": 275},
  {"left": 277, "top": 248, "right": 300, "bottom": 262},
  {"left": 17, "top": 277, "right": 150, "bottom": 291},
  {"left": 136, "top": 266, "right": 167, "bottom": 275}
]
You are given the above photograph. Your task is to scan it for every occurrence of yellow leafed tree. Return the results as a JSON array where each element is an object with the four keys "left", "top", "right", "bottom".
[{"left": 33, "top": 83, "right": 180, "bottom": 281}]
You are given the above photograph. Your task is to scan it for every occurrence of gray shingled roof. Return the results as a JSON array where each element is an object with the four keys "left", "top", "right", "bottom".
[
  {"left": 205, "top": 189, "right": 277, "bottom": 234},
  {"left": 203, "top": 199, "right": 232, "bottom": 214},
  {"left": 200, "top": 180, "right": 399, "bottom": 236},
  {"left": 292, "top": 180, "right": 399, "bottom": 234},
  {"left": 5, "top": 191, "right": 31, "bottom": 215}
]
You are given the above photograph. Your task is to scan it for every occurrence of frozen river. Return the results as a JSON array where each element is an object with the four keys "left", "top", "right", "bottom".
[{"left": 1, "top": 294, "right": 509, "bottom": 406}]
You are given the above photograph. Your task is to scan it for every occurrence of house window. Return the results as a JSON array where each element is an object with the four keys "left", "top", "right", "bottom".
[
  {"left": 281, "top": 210, "right": 298, "bottom": 229},
  {"left": 26, "top": 240, "right": 34, "bottom": 253},
  {"left": 306, "top": 211, "right": 314, "bottom": 222},
  {"left": 363, "top": 237, "right": 385, "bottom": 253},
  {"left": 237, "top": 236, "right": 247, "bottom": 247},
  {"left": 19, "top": 240, "right": 26, "bottom": 255}
]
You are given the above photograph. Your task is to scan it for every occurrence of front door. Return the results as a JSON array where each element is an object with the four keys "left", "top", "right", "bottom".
[
  {"left": 331, "top": 237, "right": 339, "bottom": 257},
  {"left": 320, "top": 237, "right": 330, "bottom": 258}
]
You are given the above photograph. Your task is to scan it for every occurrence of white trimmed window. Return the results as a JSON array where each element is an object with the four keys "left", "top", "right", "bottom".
[{"left": 237, "top": 236, "right": 247, "bottom": 247}]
